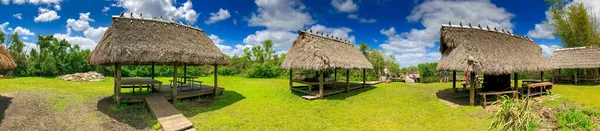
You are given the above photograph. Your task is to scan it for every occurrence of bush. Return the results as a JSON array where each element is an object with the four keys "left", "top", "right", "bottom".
[
  {"left": 419, "top": 77, "right": 440, "bottom": 83},
  {"left": 217, "top": 67, "right": 236, "bottom": 76},
  {"left": 556, "top": 108, "right": 595, "bottom": 130},
  {"left": 244, "top": 62, "right": 281, "bottom": 78},
  {"left": 489, "top": 96, "right": 539, "bottom": 131}
]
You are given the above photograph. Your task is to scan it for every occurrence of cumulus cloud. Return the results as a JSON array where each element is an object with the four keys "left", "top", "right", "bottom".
[
  {"left": 113, "top": 0, "right": 199, "bottom": 24},
  {"left": 53, "top": 33, "right": 98, "bottom": 50},
  {"left": 539, "top": 44, "right": 561, "bottom": 58},
  {"left": 309, "top": 24, "right": 356, "bottom": 42},
  {"left": 34, "top": 7, "right": 60, "bottom": 22},
  {"left": 2, "top": 0, "right": 61, "bottom": 5},
  {"left": 10, "top": 26, "right": 35, "bottom": 36},
  {"left": 54, "top": 4, "right": 60, "bottom": 10},
  {"left": 248, "top": 0, "right": 314, "bottom": 31},
  {"left": 0, "top": 22, "right": 9, "bottom": 33},
  {"left": 382, "top": 0, "right": 514, "bottom": 67},
  {"left": 205, "top": 8, "right": 231, "bottom": 24},
  {"left": 66, "top": 12, "right": 93, "bottom": 31},
  {"left": 83, "top": 27, "right": 108, "bottom": 42},
  {"left": 527, "top": 11, "right": 555, "bottom": 39},
  {"left": 13, "top": 13, "right": 22, "bottom": 20},
  {"left": 331, "top": 0, "right": 358, "bottom": 13},
  {"left": 102, "top": 6, "right": 110, "bottom": 12},
  {"left": 55, "top": 12, "right": 107, "bottom": 50},
  {"left": 243, "top": 30, "right": 298, "bottom": 51},
  {"left": 346, "top": 14, "right": 376, "bottom": 23}
]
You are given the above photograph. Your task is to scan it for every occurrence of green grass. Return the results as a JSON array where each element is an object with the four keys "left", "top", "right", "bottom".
[{"left": 1, "top": 77, "right": 599, "bottom": 130}]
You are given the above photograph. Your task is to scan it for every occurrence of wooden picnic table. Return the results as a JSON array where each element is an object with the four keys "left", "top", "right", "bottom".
[
  {"left": 522, "top": 82, "right": 552, "bottom": 98},
  {"left": 121, "top": 78, "right": 163, "bottom": 93},
  {"left": 174, "top": 76, "right": 202, "bottom": 91},
  {"left": 522, "top": 79, "right": 541, "bottom": 85}
]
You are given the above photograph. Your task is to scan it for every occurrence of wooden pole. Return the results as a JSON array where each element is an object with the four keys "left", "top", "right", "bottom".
[
  {"left": 452, "top": 71, "right": 456, "bottom": 90},
  {"left": 346, "top": 69, "right": 350, "bottom": 93},
  {"left": 540, "top": 72, "right": 544, "bottom": 82},
  {"left": 183, "top": 64, "right": 187, "bottom": 83},
  {"left": 214, "top": 65, "right": 218, "bottom": 96},
  {"left": 172, "top": 65, "right": 178, "bottom": 102},
  {"left": 289, "top": 69, "right": 293, "bottom": 88},
  {"left": 334, "top": 69, "right": 337, "bottom": 87},
  {"left": 115, "top": 64, "right": 122, "bottom": 105},
  {"left": 362, "top": 69, "right": 366, "bottom": 88},
  {"left": 319, "top": 69, "right": 324, "bottom": 99},
  {"left": 514, "top": 73, "right": 518, "bottom": 89},
  {"left": 151, "top": 63, "right": 155, "bottom": 92},
  {"left": 469, "top": 72, "right": 475, "bottom": 106},
  {"left": 575, "top": 69, "right": 579, "bottom": 85}
]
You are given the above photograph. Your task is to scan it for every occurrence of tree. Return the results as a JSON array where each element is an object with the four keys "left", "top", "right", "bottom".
[
  {"left": 6, "top": 33, "right": 28, "bottom": 76},
  {"left": 359, "top": 42, "right": 368, "bottom": 56},
  {"left": 547, "top": 0, "right": 600, "bottom": 47}
]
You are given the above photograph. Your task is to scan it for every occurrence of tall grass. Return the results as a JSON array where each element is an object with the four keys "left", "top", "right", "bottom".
[
  {"left": 489, "top": 96, "right": 539, "bottom": 131},
  {"left": 556, "top": 108, "right": 595, "bottom": 130}
]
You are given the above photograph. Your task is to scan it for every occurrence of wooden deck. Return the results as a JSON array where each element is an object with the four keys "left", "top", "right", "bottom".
[
  {"left": 290, "top": 82, "right": 365, "bottom": 100},
  {"left": 145, "top": 94, "right": 194, "bottom": 131},
  {"left": 121, "top": 84, "right": 224, "bottom": 103}
]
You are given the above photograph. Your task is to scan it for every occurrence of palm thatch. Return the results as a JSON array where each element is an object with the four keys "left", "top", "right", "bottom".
[
  {"left": 0, "top": 44, "right": 16, "bottom": 69},
  {"left": 280, "top": 30, "right": 373, "bottom": 70},
  {"left": 437, "top": 25, "right": 552, "bottom": 75},
  {"left": 88, "top": 14, "right": 229, "bottom": 66},
  {"left": 550, "top": 47, "right": 600, "bottom": 69}
]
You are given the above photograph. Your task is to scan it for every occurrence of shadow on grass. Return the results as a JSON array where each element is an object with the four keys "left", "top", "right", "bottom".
[
  {"left": 289, "top": 84, "right": 376, "bottom": 100},
  {"left": 175, "top": 90, "right": 245, "bottom": 117},
  {"left": 435, "top": 88, "right": 473, "bottom": 106},
  {"left": 0, "top": 95, "right": 12, "bottom": 126},
  {"left": 96, "top": 97, "right": 153, "bottom": 130}
]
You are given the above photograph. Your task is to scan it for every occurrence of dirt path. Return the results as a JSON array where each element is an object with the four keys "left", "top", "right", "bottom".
[{"left": 0, "top": 92, "right": 152, "bottom": 131}]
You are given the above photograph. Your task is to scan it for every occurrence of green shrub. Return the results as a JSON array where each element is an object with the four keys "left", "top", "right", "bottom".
[
  {"left": 244, "top": 62, "right": 281, "bottom": 78},
  {"left": 556, "top": 108, "right": 595, "bottom": 130},
  {"left": 217, "top": 67, "right": 236, "bottom": 76},
  {"left": 420, "top": 77, "right": 440, "bottom": 83},
  {"left": 489, "top": 96, "right": 539, "bottom": 131}
]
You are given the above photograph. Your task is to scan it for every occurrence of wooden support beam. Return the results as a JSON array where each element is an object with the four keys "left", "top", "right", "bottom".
[
  {"left": 514, "top": 73, "right": 518, "bottom": 89},
  {"left": 540, "top": 72, "right": 544, "bottom": 82},
  {"left": 469, "top": 72, "right": 475, "bottom": 106},
  {"left": 319, "top": 69, "right": 324, "bottom": 99},
  {"left": 214, "top": 65, "right": 218, "bottom": 96},
  {"left": 362, "top": 69, "right": 366, "bottom": 88},
  {"left": 172, "top": 65, "right": 178, "bottom": 102},
  {"left": 151, "top": 63, "right": 155, "bottom": 79},
  {"left": 289, "top": 69, "right": 293, "bottom": 88},
  {"left": 334, "top": 69, "right": 337, "bottom": 87},
  {"left": 575, "top": 69, "right": 579, "bottom": 85},
  {"left": 452, "top": 71, "right": 456, "bottom": 90},
  {"left": 115, "top": 64, "right": 122, "bottom": 105},
  {"left": 183, "top": 64, "right": 187, "bottom": 83},
  {"left": 346, "top": 69, "right": 350, "bottom": 93}
]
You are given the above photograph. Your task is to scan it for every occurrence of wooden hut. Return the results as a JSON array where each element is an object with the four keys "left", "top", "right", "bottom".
[
  {"left": 281, "top": 30, "right": 373, "bottom": 99},
  {"left": 0, "top": 44, "right": 17, "bottom": 70},
  {"left": 437, "top": 24, "right": 552, "bottom": 105},
  {"left": 88, "top": 13, "right": 229, "bottom": 104},
  {"left": 550, "top": 47, "right": 600, "bottom": 84}
]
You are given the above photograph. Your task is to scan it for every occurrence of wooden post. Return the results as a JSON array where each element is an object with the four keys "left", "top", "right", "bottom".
[
  {"left": 452, "top": 71, "right": 456, "bottom": 90},
  {"left": 540, "top": 72, "right": 544, "bottom": 82},
  {"left": 151, "top": 63, "right": 155, "bottom": 92},
  {"left": 346, "top": 69, "right": 350, "bottom": 93},
  {"left": 214, "top": 65, "right": 218, "bottom": 96},
  {"left": 115, "top": 64, "right": 122, "bottom": 105},
  {"left": 183, "top": 64, "right": 187, "bottom": 83},
  {"left": 334, "top": 69, "right": 337, "bottom": 88},
  {"left": 289, "top": 69, "right": 293, "bottom": 88},
  {"left": 362, "top": 69, "right": 366, "bottom": 88},
  {"left": 172, "top": 65, "right": 178, "bottom": 102},
  {"left": 469, "top": 72, "right": 476, "bottom": 106},
  {"left": 319, "top": 69, "right": 324, "bottom": 99},
  {"left": 575, "top": 69, "right": 579, "bottom": 85}
]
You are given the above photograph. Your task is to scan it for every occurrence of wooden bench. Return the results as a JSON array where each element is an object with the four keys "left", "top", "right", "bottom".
[
  {"left": 478, "top": 90, "right": 518, "bottom": 107},
  {"left": 121, "top": 78, "right": 163, "bottom": 93},
  {"left": 579, "top": 75, "right": 599, "bottom": 84},
  {"left": 522, "top": 82, "right": 553, "bottom": 98},
  {"left": 554, "top": 75, "right": 573, "bottom": 84}
]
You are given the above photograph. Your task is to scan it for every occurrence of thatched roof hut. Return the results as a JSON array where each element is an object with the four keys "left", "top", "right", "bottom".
[
  {"left": 88, "top": 14, "right": 229, "bottom": 66},
  {"left": 280, "top": 30, "right": 373, "bottom": 70},
  {"left": 0, "top": 44, "right": 16, "bottom": 69},
  {"left": 550, "top": 47, "right": 600, "bottom": 69},
  {"left": 437, "top": 25, "right": 552, "bottom": 75}
]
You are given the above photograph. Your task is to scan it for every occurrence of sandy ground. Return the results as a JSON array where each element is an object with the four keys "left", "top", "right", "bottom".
[{"left": 0, "top": 92, "right": 152, "bottom": 131}]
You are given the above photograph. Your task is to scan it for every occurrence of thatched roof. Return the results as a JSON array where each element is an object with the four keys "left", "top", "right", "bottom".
[
  {"left": 437, "top": 25, "right": 552, "bottom": 75},
  {"left": 88, "top": 13, "right": 229, "bottom": 66},
  {"left": 0, "top": 44, "right": 16, "bottom": 69},
  {"left": 550, "top": 47, "right": 600, "bottom": 69},
  {"left": 280, "top": 30, "right": 373, "bottom": 70}
]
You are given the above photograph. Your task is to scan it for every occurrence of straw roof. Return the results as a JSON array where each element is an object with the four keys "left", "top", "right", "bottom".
[
  {"left": 0, "top": 44, "right": 16, "bottom": 69},
  {"left": 550, "top": 47, "right": 600, "bottom": 69},
  {"left": 88, "top": 13, "right": 229, "bottom": 66},
  {"left": 280, "top": 30, "right": 373, "bottom": 70},
  {"left": 437, "top": 25, "right": 552, "bottom": 75}
]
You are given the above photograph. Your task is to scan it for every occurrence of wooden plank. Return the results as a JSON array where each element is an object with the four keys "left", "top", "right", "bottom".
[{"left": 145, "top": 94, "right": 193, "bottom": 131}]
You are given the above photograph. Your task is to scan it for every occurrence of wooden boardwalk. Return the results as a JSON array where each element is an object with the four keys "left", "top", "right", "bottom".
[
  {"left": 290, "top": 82, "right": 366, "bottom": 100},
  {"left": 145, "top": 94, "right": 194, "bottom": 131}
]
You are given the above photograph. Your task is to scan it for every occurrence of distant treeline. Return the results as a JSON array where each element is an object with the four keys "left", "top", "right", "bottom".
[{"left": 1, "top": 32, "right": 400, "bottom": 81}]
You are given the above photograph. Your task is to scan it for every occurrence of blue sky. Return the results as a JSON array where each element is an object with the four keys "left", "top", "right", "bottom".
[{"left": 0, "top": 0, "right": 584, "bottom": 67}]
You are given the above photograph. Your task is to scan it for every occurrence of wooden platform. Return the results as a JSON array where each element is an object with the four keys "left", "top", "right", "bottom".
[
  {"left": 290, "top": 82, "right": 365, "bottom": 100},
  {"left": 145, "top": 94, "right": 194, "bottom": 131},
  {"left": 121, "top": 84, "right": 224, "bottom": 103},
  {"left": 365, "top": 81, "right": 382, "bottom": 85}
]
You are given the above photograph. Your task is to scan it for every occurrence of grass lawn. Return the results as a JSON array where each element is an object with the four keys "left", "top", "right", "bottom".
[{"left": 1, "top": 76, "right": 599, "bottom": 130}]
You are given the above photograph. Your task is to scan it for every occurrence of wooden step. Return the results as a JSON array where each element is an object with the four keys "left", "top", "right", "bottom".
[{"left": 145, "top": 94, "right": 194, "bottom": 131}]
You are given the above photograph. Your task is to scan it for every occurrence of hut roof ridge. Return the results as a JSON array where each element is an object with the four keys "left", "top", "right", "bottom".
[
  {"left": 112, "top": 13, "right": 204, "bottom": 32},
  {"left": 298, "top": 30, "right": 355, "bottom": 46},
  {"left": 441, "top": 24, "right": 533, "bottom": 41}
]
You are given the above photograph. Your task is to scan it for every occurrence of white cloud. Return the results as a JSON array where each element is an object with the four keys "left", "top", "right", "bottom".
[
  {"left": 309, "top": 24, "right": 356, "bottom": 42},
  {"left": 10, "top": 26, "right": 35, "bottom": 36},
  {"left": 205, "top": 8, "right": 231, "bottom": 24},
  {"left": 66, "top": 12, "right": 93, "bottom": 31},
  {"left": 22, "top": 36, "right": 28, "bottom": 40},
  {"left": 539, "top": 44, "right": 561, "bottom": 58},
  {"left": 208, "top": 34, "right": 254, "bottom": 56},
  {"left": 113, "top": 0, "right": 199, "bottom": 24},
  {"left": 243, "top": 30, "right": 298, "bottom": 51},
  {"left": 54, "top": 4, "right": 60, "bottom": 10},
  {"left": 527, "top": 11, "right": 554, "bottom": 39},
  {"left": 347, "top": 14, "right": 358, "bottom": 19},
  {"left": 359, "top": 18, "right": 376, "bottom": 23},
  {"left": 331, "top": 0, "right": 358, "bottom": 13},
  {"left": 102, "top": 6, "right": 110, "bottom": 12},
  {"left": 53, "top": 33, "right": 98, "bottom": 50},
  {"left": 1, "top": 0, "right": 8, "bottom": 5},
  {"left": 34, "top": 7, "right": 60, "bottom": 22},
  {"left": 83, "top": 27, "right": 107, "bottom": 42},
  {"left": 13, "top": 13, "right": 22, "bottom": 20},
  {"left": 0, "top": 22, "right": 9, "bottom": 33},
  {"left": 2, "top": 0, "right": 61, "bottom": 5},
  {"left": 383, "top": 0, "right": 514, "bottom": 67},
  {"left": 248, "top": 0, "right": 314, "bottom": 31}
]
